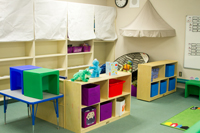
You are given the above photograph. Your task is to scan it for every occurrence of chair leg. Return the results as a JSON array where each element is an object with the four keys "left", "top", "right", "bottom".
[
  {"left": 199, "top": 88, "right": 200, "bottom": 101},
  {"left": 185, "top": 84, "right": 189, "bottom": 98}
]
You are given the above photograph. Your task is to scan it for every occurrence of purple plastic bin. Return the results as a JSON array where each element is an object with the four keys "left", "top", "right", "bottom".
[
  {"left": 68, "top": 47, "right": 73, "bottom": 53},
  {"left": 83, "top": 46, "right": 91, "bottom": 52},
  {"left": 73, "top": 46, "right": 83, "bottom": 53},
  {"left": 82, "top": 84, "right": 100, "bottom": 106},
  {"left": 100, "top": 101, "right": 112, "bottom": 121},
  {"left": 82, "top": 107, "right": 96, "bottom": 128},
  {"left": 131, "top": 85, "right": 137, "bottom": 97}
]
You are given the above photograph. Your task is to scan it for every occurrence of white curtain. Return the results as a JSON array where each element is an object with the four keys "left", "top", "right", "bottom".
[
  {"left": 34, "top": 0, "right": 68, "bottom": 40},
  {"left": 95, "top": 6, "right": 117, "bottom": 41},
  {"left": 0, "top": 0, "right": 34, "bottom": 42},
  {"left": 68, "top": 2, "right": 96, "bottom": 41}
]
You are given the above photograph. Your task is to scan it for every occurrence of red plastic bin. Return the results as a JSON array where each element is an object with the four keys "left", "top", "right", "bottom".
[{"left": 109, "top": 79, "right": 125, "bottom": 98}]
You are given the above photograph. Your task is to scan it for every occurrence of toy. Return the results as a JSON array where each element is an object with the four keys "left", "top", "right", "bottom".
[
  {"left": 119, "top": 60, "right": 133, "bottom": 72},
  {"left": 89, "top": 59, "right": 101, "bottom": 78},
  {"left": 71, "top": 68, "right": 91, "bottom": 82},
  {"left": 106, "top": 62, "right": 118, "bottom": 76}
]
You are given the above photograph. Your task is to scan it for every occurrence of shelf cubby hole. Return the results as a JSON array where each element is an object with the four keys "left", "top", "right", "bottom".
[
  {"left": 0, "top": 59, "right": 34, "bottom": 77},
  {"left": 151, "top": 65, "right": 165, "bottom": 81},
  {"left": 0, "top": 41, "right": 33, "bottom": 59},
  {"left": 35, "top": 40, "right": 66, "bottom": 56},
  {"left": 168, "top": 77, "right": 176, "bottom": 91},
  {"left": 165, "top": 63, "right": 176, "bottom": 77},
  {"left": 94, "top": 41, "right": 115, "bottom": 65},
  {"left": 93, "top": 80, "right": 108, "bottom": 102},
  {"left": 81, "top": 104, "right": 100, "bottom": 129},
  {"left": 68, "top": 40, "right": 93, "bottom": 54},
  {"left": 100, "top": 100, "right": 114, "bottom": 122},
  {"left": 150, "top": 82, "right": 159, "bottom": 98},
  {"left": 160, "top": 80, "right": 167, "bottom": 94},
  {"left": 68, "top": 54, "right": 92, "bottom": 68},
  {"left": 115, "top": 95, "right": 129, "bottom": 117},
  {"left": 115, "top": 76, "right": 131, "bottom": 93},
  {"left": 35, "top": 56, "right": 66, "bottom": 70}
]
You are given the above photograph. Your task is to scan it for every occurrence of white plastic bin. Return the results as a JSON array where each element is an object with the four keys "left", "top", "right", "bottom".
[{"left": 116, "top": 97, "right": 125, "bottom": 116}]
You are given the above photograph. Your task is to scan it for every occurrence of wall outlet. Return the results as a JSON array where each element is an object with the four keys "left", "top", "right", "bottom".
[{"left": 179, "top": 72, "right": 182, "bottom": 77}]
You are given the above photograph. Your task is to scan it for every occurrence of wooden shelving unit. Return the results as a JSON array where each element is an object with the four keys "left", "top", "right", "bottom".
[
  {"left": 137, "top": 60, "right": 178, "bottom": 102},
  {"left": 64, "top": 71, "right": 131, "bottom": 133},
  {"left": 0, "top": 39, "right": 115, "bottom": 99}
]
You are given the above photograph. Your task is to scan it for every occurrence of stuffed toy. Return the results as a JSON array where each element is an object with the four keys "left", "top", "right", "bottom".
[
  {"left": 71, "top": 68, "right": 91, "bottom": 82},
  {"left": 120, "top": 60, "right": 133, "bottom": 72},
  {"left": 89, "top": 59, "right": 101, "bottom": 78}
]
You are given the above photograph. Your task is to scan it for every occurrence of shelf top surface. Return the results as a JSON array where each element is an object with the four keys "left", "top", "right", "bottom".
[
  {"left": 139, "top": 60, "right": 178, "bottom": 66},
  {"left": 66, "top": 71, "right": 131, "bottom": 85}
]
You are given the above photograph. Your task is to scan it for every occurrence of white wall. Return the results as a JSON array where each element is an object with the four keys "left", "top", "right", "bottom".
[{"left": 107, "top": 0, "right": 200, "bottom": 79}]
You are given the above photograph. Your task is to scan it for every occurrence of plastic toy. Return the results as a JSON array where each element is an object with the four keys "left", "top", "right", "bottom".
[
  {"left": 71, "top": 68, "right": 91, "bottom": 82},
  {"left": 89, "top": 59, "right": 101, "bottom": 78},
  {"left": 119, "top": 60, "right": 133, "bottom": 72}
]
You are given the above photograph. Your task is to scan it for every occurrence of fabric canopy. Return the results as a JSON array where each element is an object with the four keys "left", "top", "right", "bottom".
[{"left": 120, "top": 0, "right": 176, "bottom": 37}]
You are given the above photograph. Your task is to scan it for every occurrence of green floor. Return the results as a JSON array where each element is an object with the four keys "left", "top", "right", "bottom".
[{"left": 0, "top": 88, "right": 199, "bottom": 133}]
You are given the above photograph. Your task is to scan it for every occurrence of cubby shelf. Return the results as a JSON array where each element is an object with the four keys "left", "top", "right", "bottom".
[
  {"left": 137, "top": 60, "right": 178, "bottom": 102},
  {"left": 0, "top": 57, "right": 33, "bottom": 62},
  {"left": 67, "top": 65, "right": 90, "bottom": 70},
  {"left": 35, "top": 54, "right": 66, "bottom": 58},
  {"left": 67, "top": 52, "right": 92, "bottom": 55},
  {"left": 0, "top": 76, "right": 10, "bottom": 80},
  {"left": 62, "top": 72, "right": 131, "bottom": 133},
  {"left": 0, "top": 39, "right": 115, "bottom": 99}
]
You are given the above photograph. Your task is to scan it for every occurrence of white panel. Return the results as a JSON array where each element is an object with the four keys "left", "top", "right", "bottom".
[
  {"left": 184, "top": 15, "right": 200, "bottom": 69},
  {"left": 68, "top": 2, "right": 96, "bottom": 41},
  {"left": 0, "top": 0, "right": 34, "bottom": 42},
  {"left": 35, "top": 0, "right": 67, "bottom": 40},
  {"left": 94, "top": 5, "right": 117, "bottom": 41}
]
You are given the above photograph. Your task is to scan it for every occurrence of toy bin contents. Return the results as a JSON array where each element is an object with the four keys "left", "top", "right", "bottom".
[
  {"left": 160, "top": 80, "right": 167, "bottom": 94},
  {"left": 80, "top": 43, "right": 91, "bottom": 52},
  {"left": 10, "top": 65, "right": 41, "bottom": 94},
  {"left": 116, "top": 97, "right": 125, "bottom": 116},
  {"left": 131, "top": 85, "right": 137, "bottom": 97},
  {"left": 82, "top": 107, "right": 96, "bottom": 128},
  {"left": 169, "top": 78, "right": 176, "bottom": 91},
  {"left": 151, "top": 68, "right": 159, "bottom": 81},
  {"left": 106, "top": 62, "right": 118, "bottom": 76},
  {"left": 67, "top": 44, "right": 73, "bottom": 53},
  {"left": 100, "top": 101, "right": 112, "bottom": 121},
  {"left": 82, "top": 84, "right": 100, "bottom": 106},
  {"left": 151, "top": 82, "right": 158, "bottom": 97},
  {"left": 109, "top": 79, "right": 125, "bottom": 98},
  {"left": 165, "top": 64, "right": 175, "bottom": 77},
  {"left": 89, "top": 59, "right": 101, "bottom": 78}
]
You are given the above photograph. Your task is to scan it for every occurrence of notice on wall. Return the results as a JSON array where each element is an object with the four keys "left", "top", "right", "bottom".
[{"left": 184, "top": 15, "right": 200, "bottom": 69}]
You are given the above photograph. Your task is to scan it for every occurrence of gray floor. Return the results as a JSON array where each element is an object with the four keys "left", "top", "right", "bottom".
[{"left": 0, "top": 88, "right": 199, "bottom": 133}]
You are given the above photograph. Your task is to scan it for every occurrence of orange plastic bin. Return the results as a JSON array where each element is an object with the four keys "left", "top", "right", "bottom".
[{"left": 109, "top": 79, "right": 125, "bottom": 98}]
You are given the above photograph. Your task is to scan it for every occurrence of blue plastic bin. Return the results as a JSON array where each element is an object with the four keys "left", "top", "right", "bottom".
[
  {"left": 10, "top": 65, "right": 41, "bottom": 94},
  {"left": 151, "top": 82, "right": 158, "bottom": 97},
  {"left": 169, "top": 78, "right": 176, "bottom": 91},
  {"left": 165, "top": 64, "right": 175, "bottom": 77},
  {"left": 160, "top": 80, "right": 167, "bottom": 94}
]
